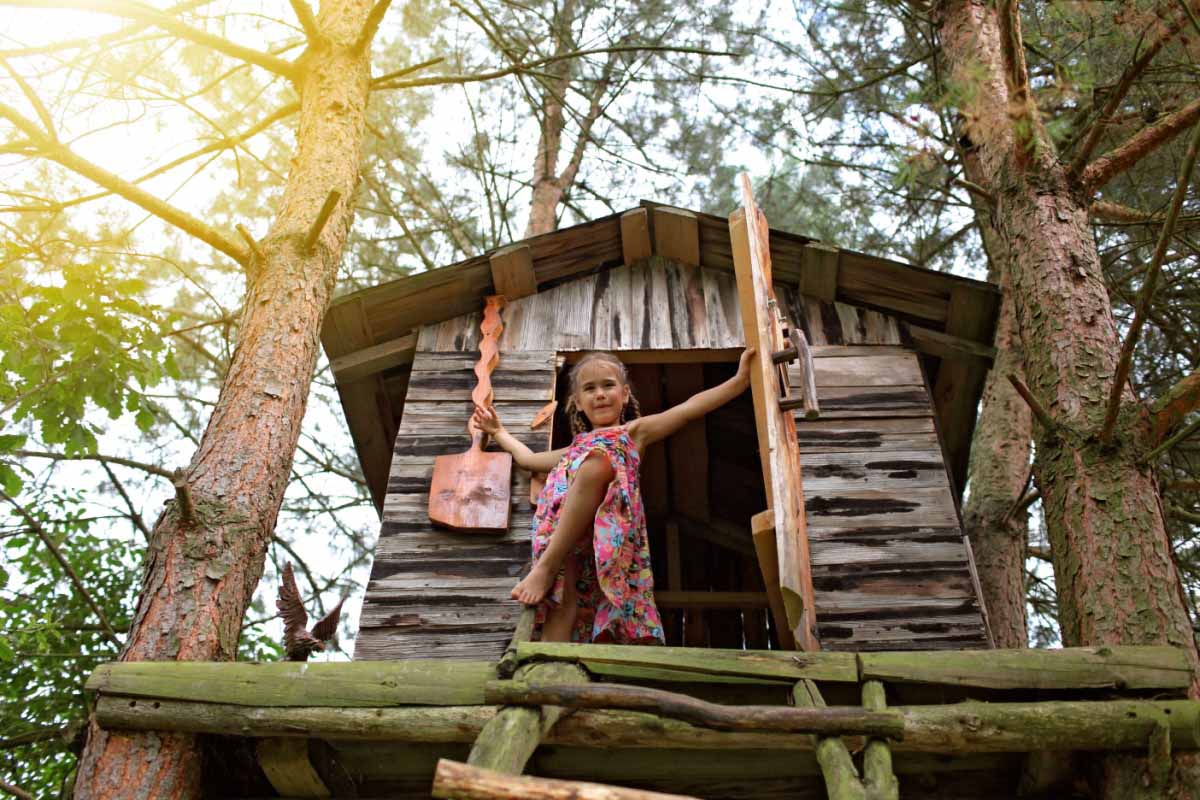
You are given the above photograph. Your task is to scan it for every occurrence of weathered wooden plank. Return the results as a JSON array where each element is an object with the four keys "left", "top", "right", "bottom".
[
  {"left": 515, "top": 642, "right": 858, "bottom": 683},
  {"left": 653, "top": 207, "right": 700, "bottom": 266},
  {"left": 795, "top": 384, "right": 931, "bottom": 418},
  {"left": 516, "top": 291, "right": 556, "bottom": 353},
  {"left": 648, "top": 257, "right": 674, "bottom": 349},
  {"left": 702, "top": 267, "right": 743, "bottom": 349},
  {"left": 406, "top": 369, "right": 555, "bottom": 402},
  {"left": 836, "top": 250, "right": 950, "bottom": 324},
  {"left": 256, "top": 738, "right": 331, "bottom": 798},
  {"left": 805, "top": 353, "right": 923, "bottom": 388},
  {"left": 805, "top": 487, "right": 959, "bottom": 529},
  {"left": 666, "top": 260, "right": 708, "bottom": 349},
  {"left": 808, "top": 529, "right": 968, "bottom": 567},
  {"left": 800, "top": 244, "right": 839, "bottom": 303},
  {"left": 621, "top": 209, "right": 652, "bottom": 265},
  {"left": 330, "top": 333, "right": 417, "bottom": 381},
  {"left": 410, "top": 351, "right": 557, "bottom": 373},
  {"left": 800, "top": 449, "right": 949, "bottom": 492},
  {"left": 607, "top": 264, "right": 635, "bottom": 349},
  {"left": 529, "top": 214, "right": 624, "bottom": 285},
  {"left": 860, "top": 646, "right": 1194, "bottom": 691},
  {"left": 793, "top": 415, "right": 939, "bottom": 453},
  {"left": 355, "top": 630, "right": 512, "bottom": 661},
  {"left": 795, "top": 296, "right": 843, "bottom": 346},
  {"left": 554, "top": 272, "right": 597, "bottom": 350},
  {"left": 590, "top": 266, "right": 615, "bottom": 350},
  {"left": 86, "top": 661, "right": 496, "bottom": 706},
  {"left": 433, "top": 312, "right": 482, "bottom": 353},
  {"left": 490, "top": 244, "right": 537, "bottom": 300}
]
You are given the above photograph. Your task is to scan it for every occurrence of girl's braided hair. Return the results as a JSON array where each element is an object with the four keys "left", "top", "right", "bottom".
[{"left": 564, "top": 352, "right": 642, "bottom": 436}]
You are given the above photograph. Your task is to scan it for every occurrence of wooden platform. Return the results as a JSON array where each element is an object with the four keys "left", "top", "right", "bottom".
[{"left": 84, "top": 645, "right": 1198, "bottom": 799}]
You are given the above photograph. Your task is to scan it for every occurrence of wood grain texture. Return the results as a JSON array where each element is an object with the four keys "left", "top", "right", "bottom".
[
  {"left": 357, "top": 350, "right": 556, "bottom": 661},
  {"left": 490, "top": 244, "right": 537, "bottom": 300},
  {"left": 621, "top": 208, "right": 652, "bottom": 265}
]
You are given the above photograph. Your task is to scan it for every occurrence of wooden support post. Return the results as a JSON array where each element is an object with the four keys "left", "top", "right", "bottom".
[
  {"left": 433, "top": 759, "right": 703, "bottom": 800},
  {"left": 861, "top": 681, "right": 899, "bottom": 800},
  {"left": 751, "top": 510, "right": 796, "bottom": 651},
  {"left": 652, "top": 207, "right": 700, "bottom": 266},
  {"left": 792, "top": 679, "right": 865, "bottom": 800},
  {"left": 467, "top": 662, "right": 588, "bottom": 775},
  {"left": 497, "top": 606, "right": 537, "bottom": 679},
  {"left": 800, "top": 244, "right": 839, "bottom": 303},
  {"left": 490, "top": 244, "right": 537, "bottom": 300},
  {"left": 256, "top": 738, "right": 331, "bottom": 798},
  {"left": 730, "top": 175, "right": 818, "bottom": 651},
  {"left": 621, "top": 208, "right": 652, "bottom": 265}
]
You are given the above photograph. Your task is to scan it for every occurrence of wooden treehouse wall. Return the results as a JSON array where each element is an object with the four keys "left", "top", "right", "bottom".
[{"left": 356, "top": 257, "right": 989, "bottom": 660}]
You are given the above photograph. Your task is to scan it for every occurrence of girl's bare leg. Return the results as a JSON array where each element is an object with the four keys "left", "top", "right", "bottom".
[
  {"left": 513, "top": 453, "right": 612, "bottom": 605},
  {"left": 540, "top": 557, "right": 579, "bottom": 642}
]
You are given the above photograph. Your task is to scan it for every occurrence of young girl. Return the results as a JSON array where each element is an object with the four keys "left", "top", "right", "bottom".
[{"left": 471, "top": 348, "right": 755, "bottom": 644}]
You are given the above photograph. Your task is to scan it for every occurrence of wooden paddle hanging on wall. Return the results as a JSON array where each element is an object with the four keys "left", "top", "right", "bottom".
[{"left": 428, "top": 296, "right": 512, "bottom": 532}]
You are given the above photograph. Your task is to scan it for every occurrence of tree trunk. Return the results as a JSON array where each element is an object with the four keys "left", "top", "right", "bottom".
[
  {"left": 960, "top": 166, "right": 1031, "bottom": 649},
  {"left": 72, "top": 1, "right": 376, "bottom": 797},
  {"left": 936, "top": 0, "right": 1200, "bottom": 794}
]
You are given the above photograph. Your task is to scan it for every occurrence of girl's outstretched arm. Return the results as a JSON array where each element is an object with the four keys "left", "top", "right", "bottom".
[
  {"left": 472, "top": 404, "right": 567, "bottom": 473},
  {"left": 628, "top": 348, "right": 756, "bottom": 450}
]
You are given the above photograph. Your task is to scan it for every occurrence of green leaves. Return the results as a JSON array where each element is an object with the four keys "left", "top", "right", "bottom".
[{"left": 0, "top": 262, "right": 177, "bottom": 460}]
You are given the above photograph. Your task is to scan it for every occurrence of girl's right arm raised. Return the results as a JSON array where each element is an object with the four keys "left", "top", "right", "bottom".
[{"left": 472, "top": 404, "right": 567, "bottom": 473}]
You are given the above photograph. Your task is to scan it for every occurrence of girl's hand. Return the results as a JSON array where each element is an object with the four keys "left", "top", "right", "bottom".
[
  {"left": 472, "top": 403, "right": 504, "bottom": 436},
  {"left": 736, "top": 347, "right": 757, "bottom": 383}
]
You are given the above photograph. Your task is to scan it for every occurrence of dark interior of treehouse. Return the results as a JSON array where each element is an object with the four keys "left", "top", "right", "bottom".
[{"left": 549, "top": 358, "right": 775, "bottom": 650}]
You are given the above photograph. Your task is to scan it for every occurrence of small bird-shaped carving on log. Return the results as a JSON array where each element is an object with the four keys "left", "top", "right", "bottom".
[{"left": 277, "top": 561, "right": 345, "bottom": 661}]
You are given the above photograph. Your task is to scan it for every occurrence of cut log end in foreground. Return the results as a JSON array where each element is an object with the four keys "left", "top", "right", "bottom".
[{"left": 433, "top": 759, "right": 702, "bottom": 800}]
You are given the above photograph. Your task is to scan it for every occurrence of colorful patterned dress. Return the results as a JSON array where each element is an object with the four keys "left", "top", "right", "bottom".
[{"left": 531, "top": 426, "right": 664, "bottom": 644}]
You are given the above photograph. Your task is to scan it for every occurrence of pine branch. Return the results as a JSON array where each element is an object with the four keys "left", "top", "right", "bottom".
[
  {"left": 101, "top": 463, "right": 152, "bottom": 542},
  {"left": 1099, "top": 118, "right": 1200, "bottom": 445},
  {"left": 1082, "top": 97, "right": 1200, "bottom": 191},
  {"left": 371, "top": 45, "right": 737, "bottom": 91},
  {"left": 0, "top": 0, "right": 298, "bottom": 79},
  {"left": 12, "top": 449, "right": 176, "bottom": 480},
  {"left": 1068, "top": 2, "right": 1196, "bottom": 175},
  {"left": 1007, "top": 374, "right": 1057, "bottom": 435},
  {"left": 354, "top": 0, "right": 392, "bottom": 53},
  {"left": 370, "top": 56, "right": 445, "bottom": 86},
  {"left": 996, "top": 0, "right": 1038, "bottom": 162},
  {"left": 1151, "top": 370, "right": 1200, "bottom": 443},
  {"left": 0, "top": 491, "right": 123, "bottom": 648},
  {"left": 287, "top": 0, "right": 320, "bottom": 41},
  {"left": 0, "top": 0, "right": 211, "bottom": 58},
  {"left": 0, "top": 102, "right": 249, "bottom": 264},
  {"left": 0, "top": 57, "right": 57, "bottom": 141},
  {"left": 0, "top": 779, "right": 34, "bottom": 800}
]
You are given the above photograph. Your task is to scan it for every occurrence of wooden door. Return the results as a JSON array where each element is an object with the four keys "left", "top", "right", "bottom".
[{"left": 730, "top": 175, "right": 819, "bottom": 651}]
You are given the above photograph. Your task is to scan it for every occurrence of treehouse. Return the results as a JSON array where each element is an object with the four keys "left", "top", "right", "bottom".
[{"left": 83, "top": 197, "right": 1200, "bottom": 799}]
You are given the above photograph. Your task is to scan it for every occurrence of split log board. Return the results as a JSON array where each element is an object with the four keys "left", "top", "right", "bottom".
[
  {"left": 789, "top": 341, "right": 990, "bottom": 652},
  {"left": 355, "top": 350, "right": 556, "bottom": 662}
]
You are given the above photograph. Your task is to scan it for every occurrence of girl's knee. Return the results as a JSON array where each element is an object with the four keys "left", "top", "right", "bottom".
[{"left": 575, "top": 452, "right": 614, "bottom": 487}]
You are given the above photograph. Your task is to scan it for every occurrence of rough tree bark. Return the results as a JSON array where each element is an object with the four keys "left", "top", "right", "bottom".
[
  {"left": 936, "top": 0, "right": 1200, "bottom": 795},
  {"left": 72, "top": 0, "right": 379, "bottom": 796},
  {"left": 960, "top": 220, "right": 1031, "bottom": 649}
]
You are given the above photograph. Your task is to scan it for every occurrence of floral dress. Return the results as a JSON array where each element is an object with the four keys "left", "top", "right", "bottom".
[{"left": 531, "top": 427, "right": 664, "bottom": 644}]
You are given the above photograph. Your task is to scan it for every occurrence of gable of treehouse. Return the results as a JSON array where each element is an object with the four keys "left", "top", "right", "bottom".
[{"left": 321, "top": 203, "right": 1002, "bottom": 660}]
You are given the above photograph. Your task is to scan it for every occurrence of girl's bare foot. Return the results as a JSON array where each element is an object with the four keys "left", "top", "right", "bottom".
[{"left": 512, "top": 562, "right": 556, "bottom": 605}]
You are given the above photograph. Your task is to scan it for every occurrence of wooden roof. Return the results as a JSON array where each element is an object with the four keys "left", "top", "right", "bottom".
[{"left": 322, "top": 201, "right": 1001, "bottom": 511}]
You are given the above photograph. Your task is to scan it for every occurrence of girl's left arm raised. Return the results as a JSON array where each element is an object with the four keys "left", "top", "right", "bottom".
[{"left": 629, "top": 348, "right": 755, "bottom": 450}]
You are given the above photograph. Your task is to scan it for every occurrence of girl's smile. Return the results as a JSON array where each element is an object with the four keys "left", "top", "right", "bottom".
[{"left": 574, "top": 360, "right": 630, "bottom": 428}]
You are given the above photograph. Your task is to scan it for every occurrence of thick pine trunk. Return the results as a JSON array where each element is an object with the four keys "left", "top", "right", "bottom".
[
  {"left": 72, "top": 2, "right": 375, "bottom": 797},
  {"left": 937, "top": 0, "right": 1200, "bottom": 794},
  {"left": 961, "top": 261, "right": 1031, "bottom": 649}
]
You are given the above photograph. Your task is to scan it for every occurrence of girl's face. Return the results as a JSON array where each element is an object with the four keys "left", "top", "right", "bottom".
[{"left": 574, "top": 359, "right": 631, "bottom": 428}]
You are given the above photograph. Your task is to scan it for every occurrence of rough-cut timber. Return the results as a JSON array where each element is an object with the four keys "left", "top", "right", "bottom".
[
  {"left": 73, "top": 1, "right": 381, "bottom": 797},
  {"left": 434, "top": 760, "right": 702, "bottom": 800},
  {"left": 789, "top": 311, "right": 989, "bottom": 651}
]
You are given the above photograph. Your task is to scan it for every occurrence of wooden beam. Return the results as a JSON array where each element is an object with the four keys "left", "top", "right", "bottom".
[
  {"left": 931, "top": 284, "right": 999, "bottom": 495},
  {"left": 564, "top": 349, "right": 742, "bottom": 364},
  {"left": 905, "top": 324, "right": 996, "bottom": 365},
  {"left": 467, "top": 662, "right": 588, "bottom": 775},
  {"left": 256, "top": 738, "right": 331, "bottom": 798},
  {"left": 621, "top": 208, "right": 652, "bottom": 265},
  {"left": 490, "top": 244, "right": 538, "bottom": 300},
  {"left": 861, "top": 681, "right": 899, "bottom": 800},
  {"left": 329, "top": 333, "right": 416, "bottom": 382},
  {"left": 800, "top": 244, "right": 839, "bottom": 303},
  {"left": 434, "top": 759, "right": 703, "bottom": 800},
  {"left": 792, "top": 680, "right": 864, "bottom": 800},
  {"left": 653, "top": 207, "right": 700, "bottom": 266},
  {"left": 730, "top": 177, "right": 818, "bottom": 652}
]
